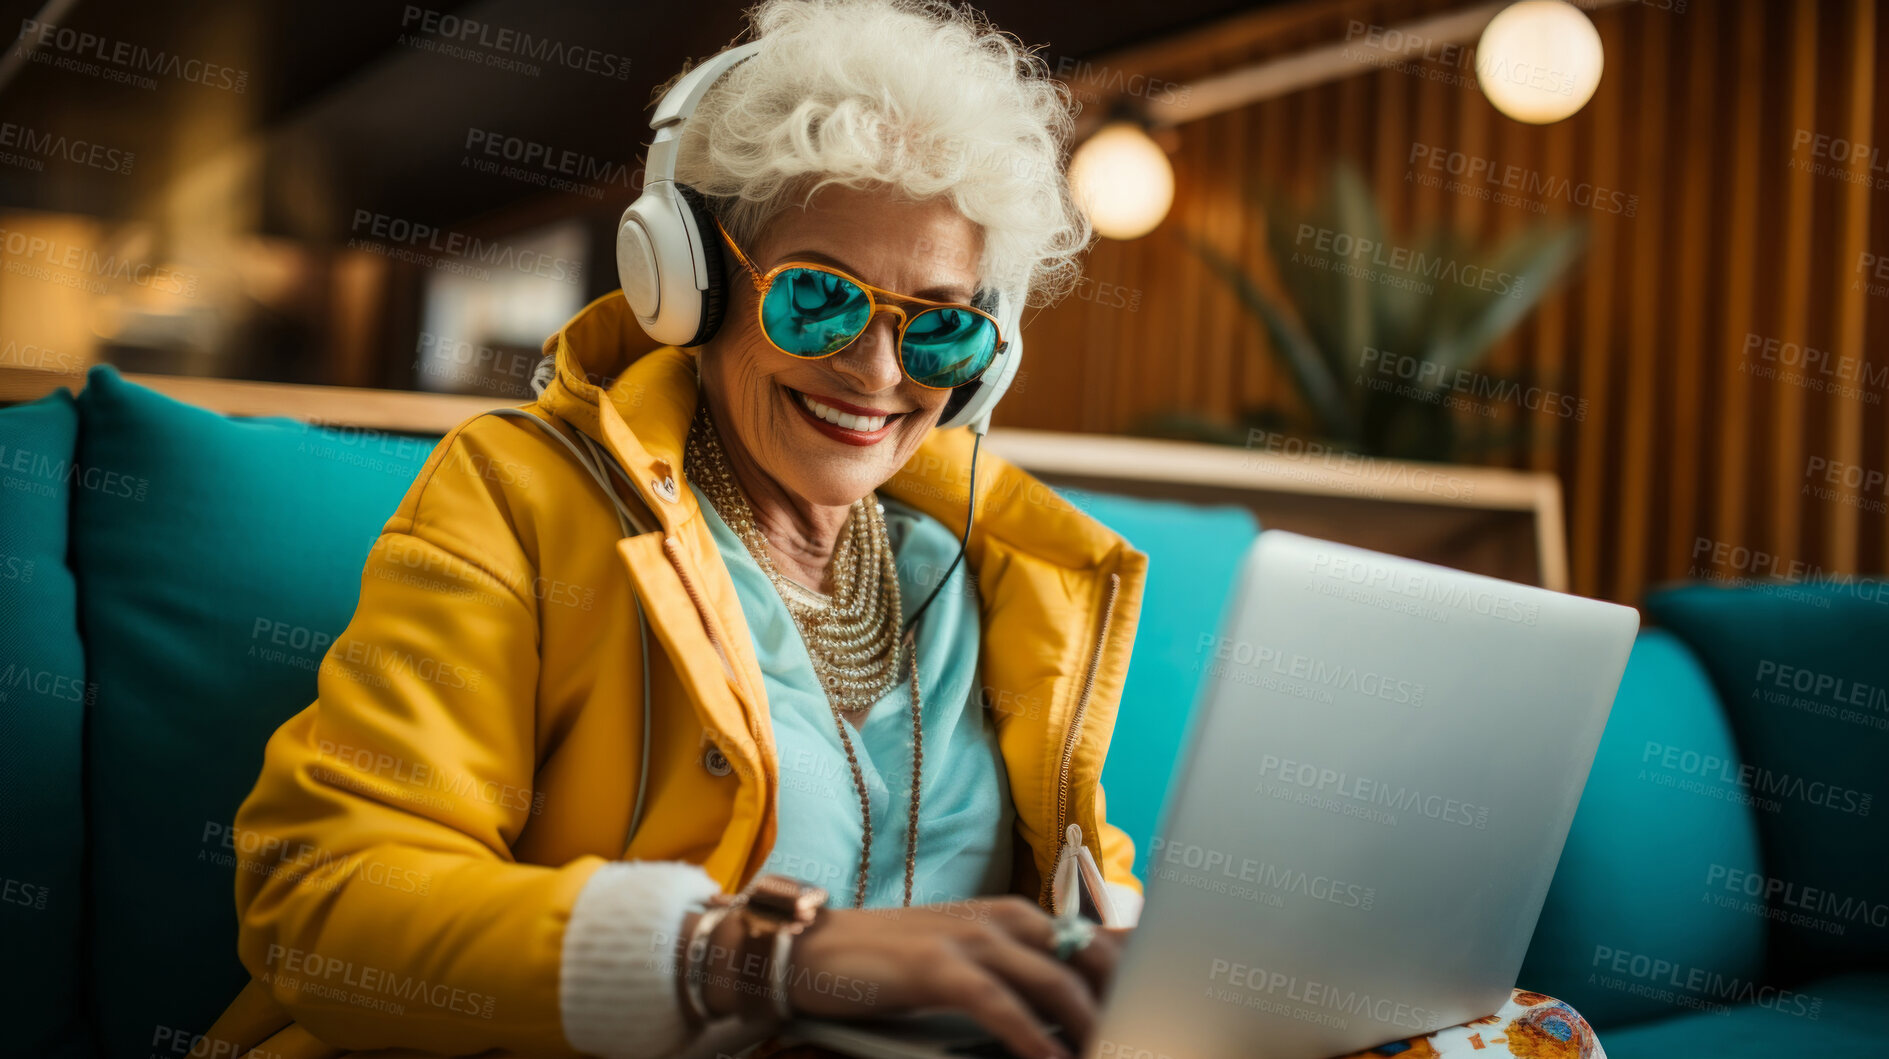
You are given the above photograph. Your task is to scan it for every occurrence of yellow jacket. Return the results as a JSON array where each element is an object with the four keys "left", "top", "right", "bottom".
[{"left": 202, "top": 291, "right": 1147, "bottom": 1056}]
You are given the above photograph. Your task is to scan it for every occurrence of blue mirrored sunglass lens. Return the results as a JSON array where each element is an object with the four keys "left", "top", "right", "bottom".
[
  {"left": 761, "top": 268, "right": 872, "bottom": 356},
  {"left": 901, "top": 308, "right": 998, "bottom": 388}
]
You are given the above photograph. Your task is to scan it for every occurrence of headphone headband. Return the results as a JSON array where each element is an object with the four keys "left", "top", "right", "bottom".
[{"left": 643, "top": 42, "right": 762, "bottom": 186}]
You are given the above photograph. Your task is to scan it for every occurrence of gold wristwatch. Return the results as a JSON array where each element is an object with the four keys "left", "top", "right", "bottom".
[
  {"left": 742, "top": 873, "right": 829, "bottom": 936},
  {"left": 732, "top": 873, "right": 828, "bottom": 1021}
]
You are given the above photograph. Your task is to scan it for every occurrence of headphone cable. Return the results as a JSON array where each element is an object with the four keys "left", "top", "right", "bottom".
[{"left": 901, "top": 430, "right": 980, "bottom": 639}]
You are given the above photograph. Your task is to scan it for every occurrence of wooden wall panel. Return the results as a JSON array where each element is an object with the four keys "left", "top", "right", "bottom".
[
  {"left": 1003, "top": 0, "right": 1889, "bottom": 604},
  {"left": 1662, "top": 0, "right": 1714, "bottom": 579},
  {"left": 1711, "top": 0, "right": 1763, "bottom": 581},
  {"left": 1827, "top": 0, "right": 1876, "bottom": 567},
  {"left": 1570, "top": 13, "right": 1620, "bottom": 602}
]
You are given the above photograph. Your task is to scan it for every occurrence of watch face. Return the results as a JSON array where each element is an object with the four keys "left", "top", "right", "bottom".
[{"left": 750, "top": 874, "right": 828, "bottom": 924}]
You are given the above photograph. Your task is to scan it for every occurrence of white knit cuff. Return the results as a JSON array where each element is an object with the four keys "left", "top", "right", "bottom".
[
  {"left": 1105, "top": 881, "right": 1144, "bottom": 927},
  {"left": 560, "top": 860, "right": 725, "bottom": 1059}
]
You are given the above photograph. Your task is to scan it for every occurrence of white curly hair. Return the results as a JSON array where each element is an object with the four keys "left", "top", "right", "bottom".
[{"left": 666, "top": 0, "right": 1091, "bottom": 306}]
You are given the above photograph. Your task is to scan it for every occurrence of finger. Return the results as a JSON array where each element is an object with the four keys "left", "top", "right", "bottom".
[
  {"left": 981, "top": 895, "right": 1053, "bottom": 939},
  {"left": 984, "top": 898, "right": 1117, "bottom": 1001},
  {"left": 937, "top": 964, "right": 1073, "bottom": 1059},
  {"left": 1063, "top": 926, "right": 1126, "bottom": 999},
  {"left": 972, "top": 931, "right": 1101, "bottom": 1051}
]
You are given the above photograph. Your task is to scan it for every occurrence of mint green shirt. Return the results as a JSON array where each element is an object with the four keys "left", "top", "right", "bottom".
[{"left": 691, "top": 484, "right": 1013, "bottom": 908}]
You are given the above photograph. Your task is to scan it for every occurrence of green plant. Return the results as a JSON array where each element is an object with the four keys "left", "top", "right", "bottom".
[{"left": 1161, "top": 162, "right": 1585, "bottom": 461}]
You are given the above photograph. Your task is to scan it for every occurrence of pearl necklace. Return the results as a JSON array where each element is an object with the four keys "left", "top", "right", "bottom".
[{"left": 685, "top": 402, "right": 922, "bottom": 908}]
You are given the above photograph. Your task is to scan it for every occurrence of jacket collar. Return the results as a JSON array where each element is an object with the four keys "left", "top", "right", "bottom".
[{"left": 538, "top": 292, "right": 702, "bottom": 538}]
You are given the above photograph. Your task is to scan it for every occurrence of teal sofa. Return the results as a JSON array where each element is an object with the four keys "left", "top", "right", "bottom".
[{"left": 3, "top": 368, "right": 1884, "bottom": 1057}]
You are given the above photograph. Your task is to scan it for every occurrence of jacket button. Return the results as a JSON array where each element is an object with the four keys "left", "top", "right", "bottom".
[
  {"left": 702, "top": 746, "right": 732, "bottom": 776},
  {"left": 652, "top": 475, "right": 679, "bottom": 503}
]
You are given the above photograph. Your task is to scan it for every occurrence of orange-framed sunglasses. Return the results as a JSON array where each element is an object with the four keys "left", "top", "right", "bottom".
[{"left": 713, "top": 216, "right": 1005, "bottom": 390}]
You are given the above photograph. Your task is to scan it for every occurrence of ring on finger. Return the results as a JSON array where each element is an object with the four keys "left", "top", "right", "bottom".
[{"left": 1050, "top": 917, "right": 1097, "bottom": 962}]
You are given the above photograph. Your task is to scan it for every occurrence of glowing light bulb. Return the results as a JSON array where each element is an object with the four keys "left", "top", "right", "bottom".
[
  {"left": 1475, "top": 0, "right": 1604, "bottom": 125},
  {"left": 1068, "top": 122, "right": 1174, "bottom": 240}
]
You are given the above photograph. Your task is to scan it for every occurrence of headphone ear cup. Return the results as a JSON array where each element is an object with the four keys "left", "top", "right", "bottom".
[
  {"left": 617, "top": 186, "right": 699, "bottom": 346},
  {"left": 939, "top": 380, "right": 979, "bottom": 425},
  {"left": 676, "top": 185, "right": 727, "bottom": 347},
  {"left": 936, "top": 290, "right": 1023, "bottom": 431}
]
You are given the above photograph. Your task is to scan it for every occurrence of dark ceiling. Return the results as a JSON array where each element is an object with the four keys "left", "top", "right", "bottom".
[{"left": 0, "top": 0, "right": 1279, "bottom": 237}]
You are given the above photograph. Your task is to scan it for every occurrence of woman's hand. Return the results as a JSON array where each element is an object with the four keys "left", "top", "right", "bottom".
[{"left": 704, "top": 896, "right": 1128, "bottom": 1059}]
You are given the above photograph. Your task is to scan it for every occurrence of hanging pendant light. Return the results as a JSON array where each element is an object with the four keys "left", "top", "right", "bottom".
[
  {"left": 1068, "top": 121, "right": 1175, "bottom": 240},
  {"left": 1475, "top": 0, "right": 1605, "bottom": 125}
]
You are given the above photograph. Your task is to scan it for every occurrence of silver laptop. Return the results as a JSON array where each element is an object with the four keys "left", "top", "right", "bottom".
[{"left": 789, "top": 530, "right": 1639, "bottom": 1059}]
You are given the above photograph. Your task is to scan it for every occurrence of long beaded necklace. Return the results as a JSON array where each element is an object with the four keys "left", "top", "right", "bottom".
[{"left": 684, "top": 402, "right": 923, "bottom": 908}]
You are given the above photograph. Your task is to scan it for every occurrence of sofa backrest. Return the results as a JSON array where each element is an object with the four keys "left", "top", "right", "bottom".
[
  {"left": 1517, "top": 627, "right": 1768, "bottom": 1027},
  {"left": 1646, "top": 582, "right": 1889, "bottom": 982},
  {"left": 0, "top": 389, "right": 94, "bottom": 1058},
  {"left": 69, "top": 368, "right": 435, "bottom": 1059}
]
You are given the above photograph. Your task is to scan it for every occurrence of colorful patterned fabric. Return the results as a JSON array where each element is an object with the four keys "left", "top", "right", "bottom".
[{"left": 1338, "top": 990, "right": 1605, "bottom": 1059}]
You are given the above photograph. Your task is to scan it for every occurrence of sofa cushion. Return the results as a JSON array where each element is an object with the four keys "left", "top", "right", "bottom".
[
  {"left": 1518, "top": 629, "right": 1767, "bottom": 1028},
  {"left": 1062, "top": 488, "right": 1260, "bottom": 875},
  {"left": 1646, "top": 582, "right": 1889, "bottom": 981},
  {"left": 0, "top": 389, "right": 94, "bottom": 1058},
  {"left": 72, "top": 368, "right": 437, "bottom": 1058},
  {"left": 1596, "top": 972, "right": 1889, "bottom": 1059}
]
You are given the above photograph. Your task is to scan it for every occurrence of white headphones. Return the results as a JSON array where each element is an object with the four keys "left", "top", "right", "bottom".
[{"left": 615, "top": 42, "right": 1023, "bottom": 434}]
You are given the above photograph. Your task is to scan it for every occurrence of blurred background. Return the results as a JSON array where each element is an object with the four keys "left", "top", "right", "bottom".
[{"left": 0, "top": 0, "right": 1883, "bottom": 604}]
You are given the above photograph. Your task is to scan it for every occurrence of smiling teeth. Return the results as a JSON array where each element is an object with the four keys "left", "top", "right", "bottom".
[{"left": 800, "top": 392, "right": 887, "bottom": 432}]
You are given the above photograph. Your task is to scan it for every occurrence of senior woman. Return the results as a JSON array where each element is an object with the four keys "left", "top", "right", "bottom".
[
  {"left": 202, "top": 2, "right": 1605, "bottom": 1058},
  {"left": 202, "top": 3, "right": 1137, "bottom": 1058}
]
